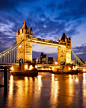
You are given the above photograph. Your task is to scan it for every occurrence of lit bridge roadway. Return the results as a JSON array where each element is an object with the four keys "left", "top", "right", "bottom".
[
  {"left": 0, "top": 63, "right": 19, "bottom": 68},
  {"left": 36, "top": 64, "right": 62, "bottom": 69},
  {"left": 28, "top": 37, "right": 66, "bottom": 47}
]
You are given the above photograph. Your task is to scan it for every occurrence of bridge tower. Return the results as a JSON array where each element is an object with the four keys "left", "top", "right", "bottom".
[
  {"left": 16, "top": 21, "right": 33, "bottom": 63},
  {"left": 57, "top": 33, "right": 71, "bottom": 65}
]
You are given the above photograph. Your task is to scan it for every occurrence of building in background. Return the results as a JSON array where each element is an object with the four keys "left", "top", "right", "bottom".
[
  {"left": 40, "top": 53, "right": 47, "bottom": 64},
  {"left": 33, "top": 58, "right": 40, "bottom": 64},
  {"left": 48, "top": 57, "right": 53, "bottom": 64},
  {"left": 33, "top": 58, "right": 36, "bottom": 64}
]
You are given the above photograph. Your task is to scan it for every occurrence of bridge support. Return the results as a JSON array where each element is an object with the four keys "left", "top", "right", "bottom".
[
  {"left": 16, "top": 21, "right": 33, "bottom": 63},
  {"left": 57, "top": 33, "right": 71, "bottom": 65},
  {"left": 4, "top": 67, "right": 7, "bottom": 87}
]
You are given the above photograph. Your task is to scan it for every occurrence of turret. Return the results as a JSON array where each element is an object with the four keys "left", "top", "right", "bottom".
[
  {"left": 57, "top": 36, "right": 59, "bottom": 42},
  {"left": 30, "top": 24, "right": 33, "bottom": 35},
  {"left": 16, "top": 26, "right": 20, "bottom": 35},
  {"left": 61, "top": 32, "right": 67, "bottom": 42},
  {"left": 22, "top": 20, "right": 27, "bottom": 29}
]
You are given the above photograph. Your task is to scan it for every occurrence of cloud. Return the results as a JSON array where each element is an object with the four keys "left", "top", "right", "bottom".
[
  {"left": 57, "top": 0, "right": 86, "bottom": 20},
  {"left": 35, "top": 7, "right": 42, "bottom": 12},
  {"left": 46, "top": 2, "right": 56, "bottom": 12},
  {"left": 0, "top": 0, "right": 86, "bottom": 62},
  {"left": 72, "top": 44, "right": 86, "bottom": 61},
  {"left": 0, "top": 0, "right": 38, "bottom": 11}
]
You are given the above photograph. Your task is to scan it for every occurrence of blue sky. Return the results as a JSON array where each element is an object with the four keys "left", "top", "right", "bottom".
[{"left": 0, "top": 0, "right": 86, "bottom": 61}]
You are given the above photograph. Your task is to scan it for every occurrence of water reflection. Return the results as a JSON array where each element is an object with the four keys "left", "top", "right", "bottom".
[
  {"left": 24, "top": 77, "right": 28, "bottom": 95},
  {"left": 83, "top": 73, "right": 86, "bottom": 107},
  {"left": 69, "top": 74, "right": 73, "bottom": 94},
  {"left": 6, "top": 75, "right": 43, "bottom": 108},
  {"left": 1, "top": 72, "right": 86, "bottom": 108},
  {"left": 9, "top": 75, "right": 13, "bottom": 95},
  {"left": 50, "top": 74, "right": 59, "bottom": 105},
  {"left": 7, "top": 75, "right": 13, "bottom": 107}
]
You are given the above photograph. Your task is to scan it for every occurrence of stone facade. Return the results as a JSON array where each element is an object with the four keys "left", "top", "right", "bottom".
[
  {"left": 57, "top": 33, "right": 71, "bottom": 65},
  {"left": 16, "top": 21, "right": 33, "bottom": 63}
]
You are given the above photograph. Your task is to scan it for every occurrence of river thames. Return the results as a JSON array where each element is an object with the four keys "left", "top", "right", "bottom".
[{"left": 0, "top": 72, "right": 86, "bottom": 108}]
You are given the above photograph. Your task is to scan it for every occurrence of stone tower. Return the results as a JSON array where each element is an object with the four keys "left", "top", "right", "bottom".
[
  {"left": 57, "top": 33, "right": 71, "bottom": 65},
  {"left": 16, "top": 21, "right": 33, "bottom": 63}
]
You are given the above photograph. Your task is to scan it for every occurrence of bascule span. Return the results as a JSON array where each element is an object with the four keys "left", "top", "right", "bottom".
[{"left": 32, "top": 37, "right": 66, "bottom": 47}]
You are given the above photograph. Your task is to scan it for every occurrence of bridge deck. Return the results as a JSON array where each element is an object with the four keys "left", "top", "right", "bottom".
[
  {"left": 27, "top": 37, "right": 66, "bottom": 47},
  {"left": 0, "top": 63, "right": 19, "bottom": 67}
]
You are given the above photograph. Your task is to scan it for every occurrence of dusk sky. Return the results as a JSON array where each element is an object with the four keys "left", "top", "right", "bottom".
[{"left": 0, "top": 0, "right": 86, "bottom": 61}]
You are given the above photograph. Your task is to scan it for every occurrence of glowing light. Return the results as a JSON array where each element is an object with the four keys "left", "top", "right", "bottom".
[
  {"left": 52, "top": 74, "right": 54, "bottom": 81},
  {"left": 29, "top": 65, "right": 33, "bottom": 70},
  {"left": 69, "top": 74, "right": 73, "bottom": 84},
  {"left": 10, "top": 75, "right": 13, "bottom": 95},
  {"left": 25, "top": 65, "right": 28, "bottom": 70},
  {"left": 68, "top": 67, "right": 71, "bottom": 71},
  {"left": 76, "top": 66, "right": 78, "bottom": 69},
  {"left": 35, "top": 65, "right": 37, "bottom": 68},
  {"left": 25, "top": 77, "right": 28, "bottom": 82},
  {"left": 52, "top": 67, "right": 54, "bottom": 70},
  {"left": 36, "top": 58, "right": 38, "bottom": 63},
  {"left": 10, "top": 66, "right": 13, "bottom": 71},
  {"left": 50, "top": 74, "right": 59, "bottom": 104},
  {"left": 38, "top": 75, "right": 42, "bottom": 82},
  {"left": 83, "top": 68, "right": 86, "bottom": 72},
  {"left": 19, "top": 45, "right": 21, "bottom": 48},
  {"left": 55, "top": 61, "right": 58, "bottom": 65},
  {"left": 75, "top": 77, "right": 79, "bottom": 82},
  {"left": 73, "top": 66, "right": 78, "bottom": 70},
  {"left": 38, "top": 75, "right": 42, "bottom": 91}
]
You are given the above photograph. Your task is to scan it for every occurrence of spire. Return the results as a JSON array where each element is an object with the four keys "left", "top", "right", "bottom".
[
  {"left": 61, "top": 32, "right": 67, "bottom": 41},
  {"left": 24, "top": 19, "right": 25, "bottom": 24},
  {"left": 30, "top": 24, "right": 32, "bottom": 31},
  {"left": 30, "top": 24, "right": 33, "bottom": 35},
  {"left": 16, "top": 26, "right": 19, "bottom": 35},
  {"left": 22, "top": 20, "right": 27, "bottom": 29},
  {"left": 57, "top": 36, "right": 59, "bottom": 42},
  {"left": 69, "top": 35, "right": 71, "bottom": 40}
]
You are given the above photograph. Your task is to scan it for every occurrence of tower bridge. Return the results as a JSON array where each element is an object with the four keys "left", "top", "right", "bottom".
[
  {"left": 0, "top": 21, "right": 84, "bottom": 67},
  {"left": 0, "top": 20, "right": 85, "bottom": 76},
  {"left": 16, "top": 21, "right": 71, "bottom": 65}
]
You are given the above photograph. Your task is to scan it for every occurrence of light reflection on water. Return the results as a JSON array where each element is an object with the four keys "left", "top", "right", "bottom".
[
  {"left": 83, "top": 73, "right": 86, "bottom": 107},
  {"left": 0, "top": 72, "right": 86, "bottom": 108},
  {"left": 50, "top": 74, "right": 59, "bottom": 106}
]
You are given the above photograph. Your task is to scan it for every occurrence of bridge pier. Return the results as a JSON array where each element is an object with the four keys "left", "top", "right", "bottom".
[{"left": 4, "top": 67, "right": 7, "bottom": 87}]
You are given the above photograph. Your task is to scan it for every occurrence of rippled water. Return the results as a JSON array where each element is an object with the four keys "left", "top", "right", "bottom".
[{"left": 0, "top": 72, "right": 86, "bottom": 108}]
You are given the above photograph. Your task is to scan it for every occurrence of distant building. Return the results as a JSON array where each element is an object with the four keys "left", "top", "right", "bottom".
[
  {"left": 48, "top": 57, "right": 53, "bottom": 64},
  {"left": 33, "top": 58, "right": 36, "bottom": 64},
  {"left": 40, "top": 53, "right": 47, "bottom": 64},
  {"left": 33, "top": 58, "right": 39, "bottom": 64},
  {"left": 38, "top": 60, "right": 41, "bottom": 64}
]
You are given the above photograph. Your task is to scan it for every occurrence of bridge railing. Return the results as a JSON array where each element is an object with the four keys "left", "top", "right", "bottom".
[
  {"left": 0, "top": 39, "right": 24, "bottom": 63},
  {"left": 71, "top": 49, "right": 84, "bottom": 65}
]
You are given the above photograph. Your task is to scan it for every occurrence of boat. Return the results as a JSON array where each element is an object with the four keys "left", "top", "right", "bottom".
[{"left": 10, "top": 63, "right": 38, "bottom": 76}]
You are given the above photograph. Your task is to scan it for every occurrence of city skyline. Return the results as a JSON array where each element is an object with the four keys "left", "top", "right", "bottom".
[{"left": 0, "top": 0, "right": 86, "bottom": 61}]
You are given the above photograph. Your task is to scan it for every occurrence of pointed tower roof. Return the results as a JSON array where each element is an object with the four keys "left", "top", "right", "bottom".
[
  {"left": 16, "top": 26, "right": 19, "bottom": 34},
  {"left": 61, "top": 32, "right": 67, "bottom": 41},
  {"left": 69, "top": 35, "right": 71, "bottom": 40},
  {"left": 22, "top": 20, "right": 27, "bottom": 29},
  {"left": 30, "top": 24, "right": 33, "bottom": 31},
  {"left": 57, "top": 36, "right": 59, "bottom": 42}
]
